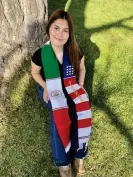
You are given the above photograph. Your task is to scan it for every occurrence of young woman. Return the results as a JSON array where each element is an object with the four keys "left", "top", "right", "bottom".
[{"left": 31, "top": 9, "right": 92, "bottom": 177}]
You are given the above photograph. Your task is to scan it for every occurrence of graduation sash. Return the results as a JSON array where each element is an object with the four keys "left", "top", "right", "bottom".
[{"left": 41, "top": 41, "right": 92, "bottom": 152}]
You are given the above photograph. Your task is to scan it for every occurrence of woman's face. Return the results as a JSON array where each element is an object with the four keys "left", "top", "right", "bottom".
[{"left": 49, "top": 18, "right": 69, "bottom": 47}]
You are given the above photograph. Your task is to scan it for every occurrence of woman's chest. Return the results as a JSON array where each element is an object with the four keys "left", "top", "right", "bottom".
[{"left": 55, "top": 52, "right": 63, "bottom": 64}]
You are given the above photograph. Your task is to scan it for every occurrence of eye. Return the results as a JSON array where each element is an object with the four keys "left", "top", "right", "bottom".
[
  {"left": 54, "top": 27, "right": 59, "bottom": 30},
  {"left": 64, "top": 30, "right": 69, "bottom": 33}
]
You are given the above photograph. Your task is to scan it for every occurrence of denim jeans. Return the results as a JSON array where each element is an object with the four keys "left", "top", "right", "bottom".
[{"left": 38, "top": 85, "right": 88, "bottom": 166}]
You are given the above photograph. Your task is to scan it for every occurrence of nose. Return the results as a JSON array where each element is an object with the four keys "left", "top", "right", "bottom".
[{"left": 57, "top": 31, "right": 63, "bottom": 37}]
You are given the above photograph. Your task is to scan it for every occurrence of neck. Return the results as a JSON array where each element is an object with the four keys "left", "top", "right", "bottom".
[{"left": 51, "top": 43, "right": 63, "bottom": 54}]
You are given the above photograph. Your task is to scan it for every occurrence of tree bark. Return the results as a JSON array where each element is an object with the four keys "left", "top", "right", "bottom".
[{"left": 0, "top": 0, "right": 48, "bottom": 77}]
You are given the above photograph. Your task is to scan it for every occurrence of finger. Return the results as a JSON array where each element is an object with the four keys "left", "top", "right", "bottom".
[
  {"left": 82, "top": 88, "right": 88, "bottom": 97},
  {"left": 44, "top": 98, "right": 48, "bottom": 103},
  {"left": 44, "top": 96, "right": 48, "bottom": 103}
]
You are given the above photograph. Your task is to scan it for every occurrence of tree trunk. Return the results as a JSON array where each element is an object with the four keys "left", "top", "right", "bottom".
[{"left": 0, "top": 0, "right": 48, "bottom": 77}]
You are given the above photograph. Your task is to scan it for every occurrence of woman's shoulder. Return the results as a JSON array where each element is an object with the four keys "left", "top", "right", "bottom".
[
  {"left": 32, "top": 40, "right": 51, "bottom": 66},
  {"left": 32, "top": 48, "right": 41, "bottom": 58},
  {"left": 32, "top": 48, "right": 42, "bottom": 66},
  {"left": 33, "top": 40, "right": 50, "bottom": 55}
]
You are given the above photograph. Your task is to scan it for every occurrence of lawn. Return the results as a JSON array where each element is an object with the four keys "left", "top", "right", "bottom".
[{"left": 0, "top": 0, "right": 133, "bottom": 176}]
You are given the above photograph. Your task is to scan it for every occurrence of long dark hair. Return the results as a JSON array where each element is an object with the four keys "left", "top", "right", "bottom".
[{"left": 46, "top": 9, "right": 83, "bottom": 80}]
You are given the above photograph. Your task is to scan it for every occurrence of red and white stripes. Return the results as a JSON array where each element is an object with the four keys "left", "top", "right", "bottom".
[{"left": 64, "top": 76, "right": 92, "bottom": 146}]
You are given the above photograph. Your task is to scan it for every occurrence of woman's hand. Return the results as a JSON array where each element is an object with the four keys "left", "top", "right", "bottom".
[
  {"left": 43, "top": 89, "right": 49, "bottom": 103},
  {"left": 79, "top": 84, "right": 88, "bottom": 98},
  {"left": 83, "top": 87, "right": 88, "bottom": 98}
]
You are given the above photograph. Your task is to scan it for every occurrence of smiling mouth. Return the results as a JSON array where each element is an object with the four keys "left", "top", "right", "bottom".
[{"left": 55, "top": 37, "right": 63, "bottom": 41}]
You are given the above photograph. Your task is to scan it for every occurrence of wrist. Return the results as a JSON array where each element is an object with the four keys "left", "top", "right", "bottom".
[
  {"left": 42, "top": 82, "right": 47, "bottom": 89},
  {"left": 42, "top": 86, "right": 47, "bottom": 91},
  {"left": 79, "top": 82, "right": 84, "bottom": 87}
]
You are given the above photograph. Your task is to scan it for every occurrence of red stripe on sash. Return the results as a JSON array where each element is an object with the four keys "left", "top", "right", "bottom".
[
  {"left": 69, "top": 88, "right": 85, "bottom": 100},
  {"left": 64, "top": 77, "right": 77, "bottom": 87},
  {"left": 78, "top": 118, "right": 92, "bottom": 128},
  {"left": 53, "top": 108, "right": 71, "bottom": 147},
  {"left": 76, "top": 101, "right": 91, "bottom": 112}
]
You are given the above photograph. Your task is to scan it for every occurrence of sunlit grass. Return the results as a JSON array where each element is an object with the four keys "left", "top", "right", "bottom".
[
  {"left": 82, "top": 0, "right": 133, "bottom": 176},
  {"left": 10, "top": 73, "right": 30, "bottom": 109},
  {"left": 64, "top": 0, "right": 72, "bottom": 12}
]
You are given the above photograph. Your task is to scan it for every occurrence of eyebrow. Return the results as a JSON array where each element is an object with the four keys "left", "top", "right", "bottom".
[{"left": 54, "top": 24, "right": 69, "bottom": 30}]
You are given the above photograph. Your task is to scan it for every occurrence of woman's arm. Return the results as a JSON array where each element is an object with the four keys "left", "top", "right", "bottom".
[
  {"left": 31, "top": 61, "right": 47, "bottom": 89},
  {"left": 78, "top": 56, "right": 86, "bottom": 87}
]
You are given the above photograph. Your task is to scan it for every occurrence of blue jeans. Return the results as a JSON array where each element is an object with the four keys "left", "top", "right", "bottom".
[{"left": 38, "top": 86, "right": 88, "bottom": 166}]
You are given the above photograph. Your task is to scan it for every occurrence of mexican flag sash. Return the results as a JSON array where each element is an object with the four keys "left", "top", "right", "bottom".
[{"left": 41, "top": 41, "right": 92, "bottom": 153}]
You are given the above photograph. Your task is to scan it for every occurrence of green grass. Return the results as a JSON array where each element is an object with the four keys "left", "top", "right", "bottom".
[{"left": 0, "top": 0, "right": 133, "bottom": 176}]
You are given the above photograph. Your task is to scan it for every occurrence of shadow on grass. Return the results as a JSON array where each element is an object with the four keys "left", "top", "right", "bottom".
[
  {"left": 0, "top": 22, "right": 59, "bottom": 177},
  {"left": 89, "top": 15, "right": 133, "bottom": 33},
  {"left": 0, "top": 59, "right": 59, "bottom": 177},
  {"left": 0, "top": 0, "right": 133, "bottom": 177},
  {"left": 67, "top": 0, "right": 133, "bottom": 150}
]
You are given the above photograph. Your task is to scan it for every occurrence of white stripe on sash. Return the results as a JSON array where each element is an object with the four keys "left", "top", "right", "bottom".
[
  {"left": 66, "top": 84, "right": 81, "bottom": 94},
  {"left": 73, "top": 94, "right": 89, "bottom": 103},
  {"left": 65, "top": 141, "right": 71, "bottom": 153},
  {"left": 78, "top": 127, "right": 91, "bottom": 137},
  {"left": 46, "top": 78, "right": 68, "bottom": 109},
  {"left": 78, "top": 137, "right": 88, "bottom": 144},
  {"left": 51, "top": 98, "right": 68, "bottom": 109},
  {"left": 53, "top": 106, "right": 68, "bottom": 111},
  {"left": 77, "top": 110, "right": 92, "bottom": 120}
]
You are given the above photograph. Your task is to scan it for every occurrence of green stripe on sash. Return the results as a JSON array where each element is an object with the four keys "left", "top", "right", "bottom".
[{"left": 41, "top": 44, "right": 60, "bottom": 79}]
